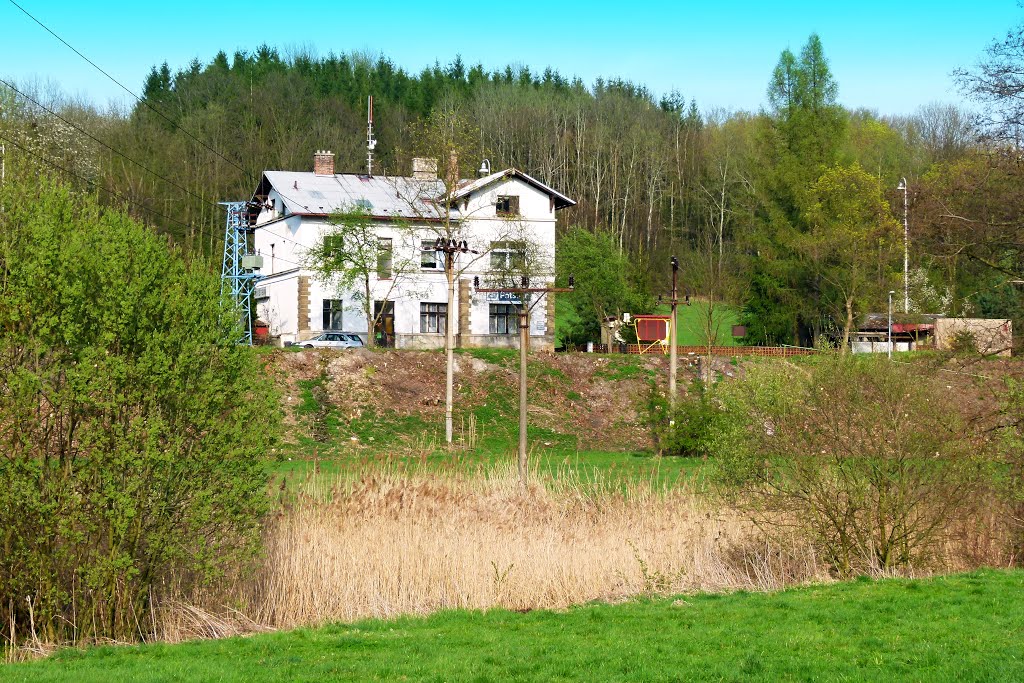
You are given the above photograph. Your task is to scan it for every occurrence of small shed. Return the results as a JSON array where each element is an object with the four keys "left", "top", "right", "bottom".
[{"left": 852, "top": 313, "right": 1013, "bottom": 356}]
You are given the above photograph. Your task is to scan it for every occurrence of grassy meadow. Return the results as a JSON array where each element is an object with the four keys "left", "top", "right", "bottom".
[
  {"left": 7, "top": 569, "right": 1023, "bottom": 682},
  {"left": 555, "top": 296, "right": 744, "bottom": 348}
]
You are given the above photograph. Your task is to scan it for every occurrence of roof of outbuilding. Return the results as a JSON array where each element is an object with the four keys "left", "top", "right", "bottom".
[{"left": 859, "top": 313, "right": 943, "bottom": 331}]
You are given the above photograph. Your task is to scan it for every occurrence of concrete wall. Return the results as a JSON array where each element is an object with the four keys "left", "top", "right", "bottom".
[{"left": 935, "top": 318, "right": 1013, "bottom": 357}]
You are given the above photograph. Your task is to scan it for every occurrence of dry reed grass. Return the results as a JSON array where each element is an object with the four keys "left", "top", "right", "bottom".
[
  {"left": 13, "top": 460, "right": 1011, "bottom": 656},
  {"left": 159, "top": 462, "right": 829, "bottom": 637}
]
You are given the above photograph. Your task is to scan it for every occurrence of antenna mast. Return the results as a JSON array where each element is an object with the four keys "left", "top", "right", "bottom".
[{"left": 366, "top": 95, "right": 377, "bottom": 176}]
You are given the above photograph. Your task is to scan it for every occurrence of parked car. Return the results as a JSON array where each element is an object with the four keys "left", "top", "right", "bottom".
[{"left": 302, "top": 332, "right": 364, "bottom": 349}]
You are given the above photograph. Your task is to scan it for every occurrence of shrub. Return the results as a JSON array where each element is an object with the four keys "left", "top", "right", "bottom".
[
  {"left": 1003, "top": 379, "right": 1024, "bottom": 557},
  {"left": 554, "top": 227, "right": 651, "bottom": 346},
  {"left": 949, "top": 328, "right": 978, "bottom": 355},
  {"left": 0, "top": 181, "right": 279, "bottom": 646},
  {"left": 706, "top": 355, "right": 994, "bottom": 575},
  {"left": 646, "top": 380, "right": 726, "bottom": 458}
]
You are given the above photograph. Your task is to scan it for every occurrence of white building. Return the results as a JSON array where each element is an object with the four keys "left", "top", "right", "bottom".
[{"left": 248, "top": 151, "right": 575, "bottom": 350}]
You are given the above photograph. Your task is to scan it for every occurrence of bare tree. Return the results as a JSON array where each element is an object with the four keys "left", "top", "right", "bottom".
[{"left": 955, "top": 24, "right": 1024, "bottom": 146}]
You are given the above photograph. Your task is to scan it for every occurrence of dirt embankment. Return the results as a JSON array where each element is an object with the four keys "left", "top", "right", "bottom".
[
  {"left": 262, "top": 349, "right": 713, "bottom": 450},
  {"left": 262, "top": 348, "right": 1024, "bottom": 453}
]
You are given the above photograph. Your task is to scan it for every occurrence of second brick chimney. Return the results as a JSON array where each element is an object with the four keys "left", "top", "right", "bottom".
[
  {"left": 314, "top": 150, "right": 335, "bottom": 176},
  {"left": 412, "top": 157, "right": 438, "bottom": 180}
]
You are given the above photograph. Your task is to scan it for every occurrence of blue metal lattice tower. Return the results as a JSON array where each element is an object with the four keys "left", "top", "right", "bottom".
[{"left": 220, "top": 201, "right": 261, "bottom": 344}]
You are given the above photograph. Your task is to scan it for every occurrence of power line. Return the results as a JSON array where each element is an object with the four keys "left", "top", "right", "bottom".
[
  {"left": 0, "top": 129, "right": 198, "bottom": 234},
  {"left": 6, "top": 0, "right": 251, "bottom": 181},
  {"left": 0, "top": 77, "right": 225, "bottom": 216},
  {"left": 263, "top": 253, "right": 302, "bottom": 268},
  {"left": 256, "top": 225, "right": 305, "bottom": 248}
]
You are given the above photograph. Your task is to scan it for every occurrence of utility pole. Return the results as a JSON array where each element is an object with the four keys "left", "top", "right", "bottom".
[
  {"left": 477, "top": 275, "right": 573, "bottom": 486},
  {"left": 220, "top": 201, "right": 263, "bottom": 345},
  {"left": 897, "top": 177, "right": 909, "bottom": 314},
  {"left": 366, "top": 96, "right": 376, "bottom": 176},
  {"left": 668, "top": 256, "right": 679, "bottom": 407},
  {"left": 434, "top": 238, "right": 476, "bottom": 445}
]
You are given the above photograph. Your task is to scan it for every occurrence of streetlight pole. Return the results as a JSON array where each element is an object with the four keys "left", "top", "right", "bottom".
[
  {"left": 477, "top": 275, "right": 573, "bottom": 486},
  {"left": 888, "top": 290, "right": 895, "bottom": 359},
  {"left": 897, "top": 177, "right": 909, "bottom": 314}
]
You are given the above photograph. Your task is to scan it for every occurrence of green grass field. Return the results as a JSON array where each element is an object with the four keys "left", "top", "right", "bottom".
[
  {"left": 652, "top": 300, "right": 742, "bottom": 347},
  {"left": 555, "top": 297, "right": 742, "bottom": 347},
  {"left": 7, "top": 569, "right": 1022, "bottom": 682},
  {"left": 270, "top": 448, "right": 706, "bottom": 491}
]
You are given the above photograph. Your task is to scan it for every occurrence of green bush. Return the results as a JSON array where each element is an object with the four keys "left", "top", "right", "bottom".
[
  {"left": 1004, "top": 379, "right": 1024, "bottom": 557},
  {"left": 646, "top": 380, "right": 726, "bottom": 458},
  {"left": 949, "top": 328, "right": 978, "bottom": 355},
  {"left": 555, "top": 227, "right": 651, "bottom": 346},
  {"left": 0, "top": 181, "right": 279, "bottom": 646}
]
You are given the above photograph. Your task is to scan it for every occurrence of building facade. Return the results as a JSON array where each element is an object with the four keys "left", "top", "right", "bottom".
[{"left": 248, "top": 151, "right": 574, "bottom": 350}]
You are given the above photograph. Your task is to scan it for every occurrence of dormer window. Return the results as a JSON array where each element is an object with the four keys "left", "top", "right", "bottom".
[{"left": 496, "top": 195, "right": 520, "bottom": 217}]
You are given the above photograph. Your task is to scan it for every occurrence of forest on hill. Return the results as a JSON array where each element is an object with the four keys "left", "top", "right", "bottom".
[{"left": 1, "top": 31, "right": 1022, "bottom": 346}]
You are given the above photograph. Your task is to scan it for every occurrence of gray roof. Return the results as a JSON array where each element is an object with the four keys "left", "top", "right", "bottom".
[
  {"left": 250, "top": 167, "right": 576, "bottom": 226},
  {"left": 252, "top": 171, "right": 451, "bottom": 222},
  {"left": 860, "top": 312, "right": 943, "bottom": 330}
]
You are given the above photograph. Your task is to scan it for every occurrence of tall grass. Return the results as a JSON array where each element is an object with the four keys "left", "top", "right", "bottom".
[{"left": 155, "top": 462, "right": 827, "bottom": 640}]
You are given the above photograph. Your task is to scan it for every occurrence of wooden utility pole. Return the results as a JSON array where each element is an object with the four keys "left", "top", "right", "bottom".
[
  {"left": 669, "top": 255, "right": 679, "bottom": 408},
  {"left": 477, "top": 276, "right": 573, "bottom": 486},
  {"left": 434, "top": 238, "right": 476, "bottom": 445}
]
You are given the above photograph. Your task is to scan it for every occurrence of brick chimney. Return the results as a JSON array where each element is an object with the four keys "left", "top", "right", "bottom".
[
  {"left": 314, "top": 150, "right": 335, "bottom": 176},
  {"left": 447, "top": 149, "right": 459, "bottom": 187},
  {"left": 412, "top": 157, "right": 438, "bottom": 180}
]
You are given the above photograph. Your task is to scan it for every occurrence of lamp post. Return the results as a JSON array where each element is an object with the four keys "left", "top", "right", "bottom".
[
  {"left": 888, "top": 290, "right": 895, "bottom": 359},
  {"left": 897, "top": 177, "right": 909, "bottom": 314},
  {"left": 476, "top": 275, "right": 573, "bottom": 487}
]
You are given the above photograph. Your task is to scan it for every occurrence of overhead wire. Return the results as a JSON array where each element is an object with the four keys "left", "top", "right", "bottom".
[
  {"left": 0, "top": 129, "right": 198, "bottom": 234},
  {"left": 2, "top": 0, "right": 275, "bottom": 263},
  {"left": 0, "top": 76, "right": 226, "bottom": 216},
  {"left": 6, "top": 0, "right": 252, "bottom": 183},
  {"left": 0, "top": 128, "right": 299, "bottom": 272},
  {"left": 1, "top": 131, "right": 306, "bottom": 283},
  {"left": 2, "top": 1, "right": 399, "bottom": 272},
  {"left": 0, "top": 98, "right": 301, "bottom": 266}
]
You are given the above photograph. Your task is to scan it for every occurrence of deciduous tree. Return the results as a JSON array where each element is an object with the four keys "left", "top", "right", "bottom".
[
  {"left": 0, "top": 179, "right": 278, "bottom": 646},
  {"left": 802, "top": 163, "right": 900, "bottom": 350}
]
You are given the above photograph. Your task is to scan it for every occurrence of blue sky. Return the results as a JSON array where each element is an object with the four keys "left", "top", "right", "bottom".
[{"left": 1, "top": 1, "right": 1020, "bottom": 116}]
